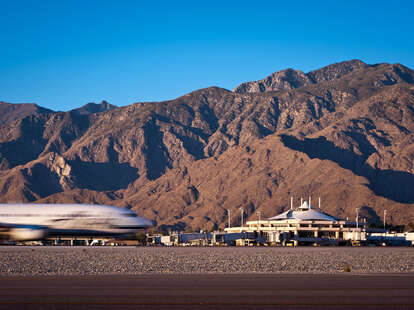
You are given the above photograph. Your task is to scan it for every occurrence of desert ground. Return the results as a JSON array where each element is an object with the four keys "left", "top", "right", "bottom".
[{"left": 1, "top": 246, "right": 413, "bottom": 275}]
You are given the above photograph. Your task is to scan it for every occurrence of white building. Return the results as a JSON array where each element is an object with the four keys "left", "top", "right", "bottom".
[{"left": 225, "top": 200, "right": 365, "bottom": 246}]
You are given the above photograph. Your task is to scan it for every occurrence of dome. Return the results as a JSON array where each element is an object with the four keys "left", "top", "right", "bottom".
[{"left": 268, "top": 201, "right": 338, "bottom": 221}]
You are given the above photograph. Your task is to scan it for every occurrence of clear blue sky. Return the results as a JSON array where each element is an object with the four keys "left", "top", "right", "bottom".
[{"left": 1, "top": 0, "right": 413, "bottom": 111}]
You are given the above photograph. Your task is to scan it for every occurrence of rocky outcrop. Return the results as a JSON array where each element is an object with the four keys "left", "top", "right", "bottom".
[{"left": 47, "top": 153, "right": 75, "bottom": 190}]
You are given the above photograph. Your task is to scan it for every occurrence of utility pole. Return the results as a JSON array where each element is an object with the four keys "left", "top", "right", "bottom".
[
  {"left": 240, "top": 208, "right": 244, "bottom": 227},
  {"left": 226, "top": 209, "right": 231, "bottom": 228},
  {"left": 384, "top": 209, "right": 387, "bottom": 231},
  {"left": 356, "top": 208, "right": 360, "bottom": 229}
]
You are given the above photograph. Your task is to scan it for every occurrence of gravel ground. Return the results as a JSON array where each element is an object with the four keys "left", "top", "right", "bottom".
[{"left": 0, "top": 246, "right": 413, "bottom": 276}]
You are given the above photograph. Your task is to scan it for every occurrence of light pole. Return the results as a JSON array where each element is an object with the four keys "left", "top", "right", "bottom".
[
  {"left": 256, "top": 211, "right": 261, "bottom": 222},
  {"left": 384, "top": 210, "right": 387, "bottom": 231},
  {"left": 240, "top": 208, "right": 244, "bottom": 227},
  {"left": 226, "top": 209, "right": 231, "bottom": 228},
  {"left": 356, "top": 208, "right": 360, "bottom": 229}
]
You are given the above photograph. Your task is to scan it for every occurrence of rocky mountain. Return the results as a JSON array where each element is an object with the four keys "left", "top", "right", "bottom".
[
  {"left": 1, "top": 60, "right": 414, "bottom": 231},
  {"left": 0, "top": 102, "right": 53, "bottom": 125},
  {"left": 70, "top": 101, "right": 117, "bottom": 115}
]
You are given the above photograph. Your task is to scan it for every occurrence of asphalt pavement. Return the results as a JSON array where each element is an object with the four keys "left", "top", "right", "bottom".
[{"left": 0, "top": 274, "right": 414, "bottom": 309}]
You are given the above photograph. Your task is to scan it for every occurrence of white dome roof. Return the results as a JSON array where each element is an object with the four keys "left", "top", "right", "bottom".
[{"left": 268, "top": 201, "right": 337, "bottom": 221}]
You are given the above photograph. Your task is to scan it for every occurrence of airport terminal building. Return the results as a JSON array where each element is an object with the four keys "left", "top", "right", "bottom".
[{"left": 225, "top": 200, "right": 365, "bottom": 246}]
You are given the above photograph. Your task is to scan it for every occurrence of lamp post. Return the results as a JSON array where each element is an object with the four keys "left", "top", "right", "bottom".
[
  {"left": 356, "top": 208, "right": 360, "bottom": 229},
  {"left": 226, "top": 209, "right": 231, "bottom": 229},
  {"left": 384, "top": 210, "right": 387, "bottom": 231},
  {"left": 240, "top": 208, "right": 244, "bottom": 227},
  {"left": 256, "top": 211, "right": 261, "bottom": 222}
]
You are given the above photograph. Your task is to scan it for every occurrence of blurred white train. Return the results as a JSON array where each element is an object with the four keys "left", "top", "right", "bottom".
[{"left": 0, "top": 204, "right": 153, "bottom": 241}]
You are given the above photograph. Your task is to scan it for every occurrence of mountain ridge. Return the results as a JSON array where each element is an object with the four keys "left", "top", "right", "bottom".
[
  {"left": 232, "top": 59, "right": 413, "bottom": 95},
  {"left": 1, "top": 60, "right": 414, "bottom": 230}
]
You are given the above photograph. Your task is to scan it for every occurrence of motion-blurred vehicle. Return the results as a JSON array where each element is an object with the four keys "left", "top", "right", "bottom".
[{"left": 0, "top": 204, "right": 152, "bottom": 241}]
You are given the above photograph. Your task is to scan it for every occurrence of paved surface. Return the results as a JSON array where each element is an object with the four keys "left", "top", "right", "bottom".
[
  {"left": 1, "top": 246, "right": 414, "bottom": 275},
  {"left": 0, "top": 274, "right": 414, "bottom": 309}
]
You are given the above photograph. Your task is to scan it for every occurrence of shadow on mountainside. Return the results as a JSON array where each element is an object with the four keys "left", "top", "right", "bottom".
[
  {"left": 0, "top": 115, "right": 50, "bottom": 169},
  {"left": 157, "top": 222, "right": 187, "bottom": 234},
  {"left": 69, "top": 160, "right": 139, "bottom": 191},
  {"left": 23, "top": 163, "right": 63, "bottom": 198},
  {"left": 142, "top": 120, "right": 172, "bottom": 180},
  {"left": 0, "top": 138, "right": 48, "bottom": 169},
  {"left": 280, "top": 135, "right": 414, "bottom": 204},
  {"left": 359, "top": 206, "right": 382, "bottom": 225}
]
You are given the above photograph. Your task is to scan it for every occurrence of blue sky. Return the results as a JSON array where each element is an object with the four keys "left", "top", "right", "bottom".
[{"left": 1, "top": 0, "right": 413, "bottom": 111}]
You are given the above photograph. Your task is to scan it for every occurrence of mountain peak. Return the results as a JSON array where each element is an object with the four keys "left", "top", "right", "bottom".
[
  {"left": 307, "top": 59, "right": 367, "bottom": 83},
  {"left": 234, "top": 68, "right": 312, "bottom": 94},
  {"left": 70, "top": 101, "right": 117, "bottom": 115}
]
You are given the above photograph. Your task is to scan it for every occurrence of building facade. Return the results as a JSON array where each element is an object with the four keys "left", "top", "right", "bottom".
[{"left": 225, "top": 201, "right": 365, "bottom": 246}]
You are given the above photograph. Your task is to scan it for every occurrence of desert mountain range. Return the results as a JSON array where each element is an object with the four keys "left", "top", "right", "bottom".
[{"left": 1, "top": 59, "right": 414, "bottom": 230}]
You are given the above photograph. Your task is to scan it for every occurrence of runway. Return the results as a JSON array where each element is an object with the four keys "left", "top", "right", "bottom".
[{"left": 1, "top": 274, "right": 414, "bottom": 309}]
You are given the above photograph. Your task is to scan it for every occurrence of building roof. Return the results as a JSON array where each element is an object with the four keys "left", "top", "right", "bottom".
[{"left": 268, "top": 201, "right": 338, "bottom": 221}]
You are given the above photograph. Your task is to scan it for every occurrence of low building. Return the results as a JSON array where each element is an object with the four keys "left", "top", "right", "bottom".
[
  {"left": 367, "top": 232, "right": 413, "bottom": 246},
  {"left": 149, "top": 232, "right": 212, "bottom": 246},
  {"left": 212, "top": 232, "right": 256, "bottom": 246},
  {"left": 225, "top": 201, "right": 365, "bottom": 246}
]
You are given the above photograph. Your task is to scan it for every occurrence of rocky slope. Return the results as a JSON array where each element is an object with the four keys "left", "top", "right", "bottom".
[{"left": 1, "top": 60, "right": 414, "bottom": 230}]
